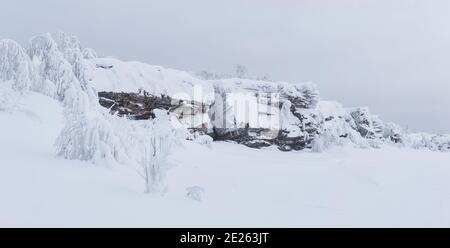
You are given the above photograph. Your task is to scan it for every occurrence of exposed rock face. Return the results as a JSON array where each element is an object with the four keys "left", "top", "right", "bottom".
[
  {"left": 96, "top": 82, "right": 414, "bottom": 152},
  {"left": 99, "top": 91, "right": 174, "bottom": 120},
  {"left": 97, "top": 83, "right": 323, "bottom": 151},
  {"left": 99, "top": 90, "right": 208, "bottom": 121}
]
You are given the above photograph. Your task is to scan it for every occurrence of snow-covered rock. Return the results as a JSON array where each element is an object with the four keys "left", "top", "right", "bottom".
[{"left": 90, "top": 58, "right": 448, "bottom": 152}]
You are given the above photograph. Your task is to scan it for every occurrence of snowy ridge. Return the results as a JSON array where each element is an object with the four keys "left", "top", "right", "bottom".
[{"left": 0, "top": 32, "right": 449, "bottom": 171}]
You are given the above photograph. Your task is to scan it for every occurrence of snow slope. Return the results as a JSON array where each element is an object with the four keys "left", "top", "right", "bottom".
[
  {"left": 1, "top": 93, "right": 450, "bottom": 227},
  {"left": 88, "top": 58, "right": 215, "bottom": 102}
]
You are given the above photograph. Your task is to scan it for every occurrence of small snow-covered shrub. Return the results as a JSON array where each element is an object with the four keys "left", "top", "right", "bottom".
[
  {"left": 406, "top": 133, "right": 450, "bottom": 152},
  {"left": 186, "top": 186, "right": 205, "bottom": 202},
  {"left": 191, "top": 133, "right": 213, "bottom": 147},
  {"left": 383, "top": 122, "right": 404, "bottom": 144},
  {"left": 140, "top": 110, "right": 181, "bottom": 193},
  {"left": 0, "top": 39, "right": 35, "bottom": 112},
  {"left": 279, "top": 82, "right": 319, "bottom": 109}
]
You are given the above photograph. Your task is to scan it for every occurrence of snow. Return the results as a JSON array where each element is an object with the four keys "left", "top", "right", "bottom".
[
  {"left": 87, "top": 58, "right": 215, "bottom": 102},
  {"left": 1, "top": 32, "right": 450, "bottom": 227},
  {"left": 1, "top": 93, "right": 450, "bottom": 227}
]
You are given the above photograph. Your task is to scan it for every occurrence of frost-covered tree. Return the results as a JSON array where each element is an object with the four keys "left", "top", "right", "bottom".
[
  {"left": 56, "top": 32, "right": 83, "bottom": 66},
  {"left": 0, "top": 39, "right": 36, "bottom": 111},
  {"left": 52, "top": 32, "right": 131, "bottom": 165},
  {"left": 56, "top": 32, "right": 95, "bottom": 96},
  {"left": 27, "top": 33, "right": 97, "bottom": 103},
  {"left": 28, "top": 34, "right": 76, "bottom": 101},
  {"left": 0, "top": 39, "right": 34, "bottom": 93},
  {"left": 256, "top": 73, "right": 271, "bottom": 82},
  {"left": 195, "top": 70, "right": 220, "bottom": 80},
  {"left": 55, "top": 105, "right": 132, "bottom": 166},
  {"left": 82, "top": 48, "right": 98, "bottom": 59},
  {"left": 235, "top": 64, "right": 247, "bottom": 79},
  {"left": 140, "top": 110, "right": 179, "bottom": 193},
  {"left": 279, "top": 82, "right": 320, "bottom": 109},
  {"left": 49, "top": 32, "right": 183, "bottom": 183}
]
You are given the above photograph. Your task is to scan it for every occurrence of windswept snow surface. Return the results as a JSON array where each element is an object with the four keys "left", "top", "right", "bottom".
[{"left": 1, "top": 93, "right": 450, "bottom": 227}]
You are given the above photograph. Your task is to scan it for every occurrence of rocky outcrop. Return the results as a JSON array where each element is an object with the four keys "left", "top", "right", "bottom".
[
  {"left": 99, "top": 90, "right": 208, "bottom": 125},
  {"left": 96, "top": 83, "right": 412, "bottom": 152},
  {"left": 99, "top": 91, "right": 175, "bottom": 120},
  {"left": 97, "top": 83, "right": 323, "bottom": 151}
]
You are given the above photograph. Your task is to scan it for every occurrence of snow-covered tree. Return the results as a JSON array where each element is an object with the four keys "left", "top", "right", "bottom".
[
  {"left": 235, "top": 64, "right": 247, "bottom": 79},
  {"left": 279, "top": 82, "right": 320, "bottom": 109},
  {"left": 55, "top": 106, "right": 131, "bottom": 166},
  {"left": 56, "top": 32, "right": 83, "bottom": 66},
  {"left": 0, "top": 39, "right": 34, "bottom": 93},
  {"left": 51, "top": 32, "right": 131, "bottom": 165},
  {"left": 82, "top": 48, "right": 98, "bottom": 59},
  {"left": 256, "top": 73, "right": 271, "bottom": 81},
  {"left": 56, "top": 32, "right": 95, "bottom": 95},
  {"left": 27, "top": 33, "right": 97, "bottom": 103},
  {"left": 195, "top": 70, "right": 220, "bottom": 80},
  {"left": 48, "top": 33, "right": 185, "bottom": 190},
  {"left": 140, "top": 110, "right": 179, "bottom": 193},
  {"left": 28, "top": 34, "right": 75, "bottom": 100}
]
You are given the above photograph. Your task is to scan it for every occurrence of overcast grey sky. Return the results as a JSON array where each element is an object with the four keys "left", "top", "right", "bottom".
[{"left": 1, "top": 0, "right": 449, "bottom": 133}]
